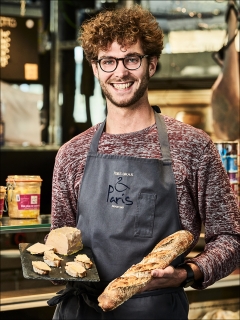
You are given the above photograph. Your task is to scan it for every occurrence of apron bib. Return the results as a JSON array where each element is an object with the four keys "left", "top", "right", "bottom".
[{"left": 51, "top": 111, "right": 189, "bottom": 319}]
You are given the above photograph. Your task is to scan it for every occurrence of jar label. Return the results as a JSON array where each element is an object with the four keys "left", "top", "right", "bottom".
[
  {"left": 0, "top": 198, "right": 4, "bottom": 212},
  {"left": 16, "top": 194, "right": 40, "bottom": 210}
]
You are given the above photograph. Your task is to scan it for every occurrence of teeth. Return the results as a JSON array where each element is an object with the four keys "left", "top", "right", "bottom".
[{"left": 113, "top": 83, "right": 132, "bottom": 89}]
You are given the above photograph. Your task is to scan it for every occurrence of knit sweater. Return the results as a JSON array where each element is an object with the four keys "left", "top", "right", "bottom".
[{"left": 51, "top": 115, "right": 239, "bottom": 289}]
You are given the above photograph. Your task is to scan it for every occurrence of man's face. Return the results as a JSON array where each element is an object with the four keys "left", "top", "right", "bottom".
[{"left": 92, "top": 41, "right": 157, "bottom": 109}]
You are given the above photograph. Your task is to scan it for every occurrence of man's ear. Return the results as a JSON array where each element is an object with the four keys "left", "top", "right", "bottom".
[
  {"left": 92, "top": 62, "right": 99, "bottom": 79},
  {"left": 148, "top": 56, "right": 158, "bottom": 78}
]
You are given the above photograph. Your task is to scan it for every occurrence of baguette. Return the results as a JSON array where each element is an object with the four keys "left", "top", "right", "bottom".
[{"left": 98, "top": 230, "right": 194, "bottom": 312}]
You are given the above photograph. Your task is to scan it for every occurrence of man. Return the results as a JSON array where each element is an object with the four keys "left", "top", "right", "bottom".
[{"left": 48, "top": 5, "right": 239, "bottom": 320}]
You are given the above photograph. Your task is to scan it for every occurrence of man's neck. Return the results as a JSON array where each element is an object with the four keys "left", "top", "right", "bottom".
[{"left": 105, "top": 103, "right": 155, "bottom": 134}]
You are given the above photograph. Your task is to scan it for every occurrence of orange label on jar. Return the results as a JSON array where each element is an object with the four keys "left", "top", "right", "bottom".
[{"left": 16, "top": 194, "right": 40, "bottom": 210}]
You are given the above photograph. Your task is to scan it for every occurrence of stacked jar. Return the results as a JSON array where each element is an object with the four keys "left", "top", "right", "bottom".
[{"left": 215, "top": 142, "right": 239, "bottom": 205}]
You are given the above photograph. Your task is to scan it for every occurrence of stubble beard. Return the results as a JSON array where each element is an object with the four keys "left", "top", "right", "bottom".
[{"left": 99, "top": 71, "right": 150, "bottom": 109}]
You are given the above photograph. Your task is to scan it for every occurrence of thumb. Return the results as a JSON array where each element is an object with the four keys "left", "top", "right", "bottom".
[{"left": 151, "top": 269, "right": 164, "bottom": 277}]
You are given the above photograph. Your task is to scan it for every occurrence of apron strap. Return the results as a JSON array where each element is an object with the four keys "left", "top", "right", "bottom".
[
  {"left": 89, "top": 107, "right": 172, "bottom": 164},
  {"left": 155, "top": 112, "right": 172, "bottom": 164},
  {"left": 89, "top": 121, "right": 106, "bottom": 154}
]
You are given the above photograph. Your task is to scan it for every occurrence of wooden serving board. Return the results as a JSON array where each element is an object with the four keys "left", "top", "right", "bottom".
[{"left": 19, "top": 243, "right": 100, "bottom": 282}]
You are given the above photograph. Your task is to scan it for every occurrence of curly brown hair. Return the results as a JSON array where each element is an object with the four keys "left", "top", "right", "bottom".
[{"left": 78, "top": 5, "right": 164, "bottom": 63}]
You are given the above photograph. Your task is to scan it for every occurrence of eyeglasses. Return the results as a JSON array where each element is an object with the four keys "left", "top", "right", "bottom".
[{"left": 94, "top": 54, "right": 149, "bottom": 73}]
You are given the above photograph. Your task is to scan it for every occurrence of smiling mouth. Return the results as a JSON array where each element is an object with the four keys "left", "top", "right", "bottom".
[{"left": 111, "top": 82, "right": 133, "bottom": 90}]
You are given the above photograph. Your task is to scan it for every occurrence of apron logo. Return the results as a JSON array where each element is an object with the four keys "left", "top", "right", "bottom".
[
  {"left": 107, "top": 177, "right": 133, "bottom": 207},
  {"left": 114, "top": 171, "right": 134, "bottom": 177}
]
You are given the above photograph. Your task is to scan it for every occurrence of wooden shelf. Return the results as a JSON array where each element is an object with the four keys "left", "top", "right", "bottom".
[{"left": 0, "top": 286, "right": 65, "bottom": 311}]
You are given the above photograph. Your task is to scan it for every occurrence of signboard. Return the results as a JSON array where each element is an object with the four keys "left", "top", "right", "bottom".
[{"left": 0, "top": 16, "right": 39, "bottom": 81}]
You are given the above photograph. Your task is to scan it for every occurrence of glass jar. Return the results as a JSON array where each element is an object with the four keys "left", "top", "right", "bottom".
[
  {"left": 0, "top": 186, "right": 6, "bottom": 218},
  {"left": 6, "top": 175, "right": 43, "bottom": 219}
]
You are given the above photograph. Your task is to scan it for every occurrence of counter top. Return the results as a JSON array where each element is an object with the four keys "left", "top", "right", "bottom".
[
  {"left": 0, "top": 145, "right": 60, "bottom": 151},
  {"left": 0, "top": 215, "right": 51, "bottom": 234},
  {"left": 0, "top": 286, "right": 65, "bottom": 311}
]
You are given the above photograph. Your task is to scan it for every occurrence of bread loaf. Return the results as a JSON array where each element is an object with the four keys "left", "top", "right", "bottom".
[{"left": 98, "top": 230, "right": 194, "bottom": 312}]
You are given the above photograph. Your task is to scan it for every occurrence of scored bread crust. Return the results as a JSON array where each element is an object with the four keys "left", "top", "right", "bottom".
[{"left": 98, "top": 230, "right": 194, "bottom": 312}]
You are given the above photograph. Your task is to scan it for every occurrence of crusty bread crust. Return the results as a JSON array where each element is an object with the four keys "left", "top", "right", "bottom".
[{"left": 98, "top": 230, "right": 194, "bottom": 312}]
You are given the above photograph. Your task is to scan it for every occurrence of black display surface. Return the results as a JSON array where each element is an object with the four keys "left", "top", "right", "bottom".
[{"left": 19, "top": 243, "right": 100, "bottom": 282}]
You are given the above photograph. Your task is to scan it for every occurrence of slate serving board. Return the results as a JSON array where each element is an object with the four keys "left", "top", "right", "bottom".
[{"left": 19, "top": 243, "right": 100, "bottom": 282}]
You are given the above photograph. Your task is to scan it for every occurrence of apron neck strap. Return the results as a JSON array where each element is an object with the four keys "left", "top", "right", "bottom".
[
  {"left": 155, "top": 112, "right": 172, "bottom": 162},
  {"left": 89, "top": 111, "right": 172, "bottom": 163},
  {"left": 89, "top": 120, "right": 106, "bottom": 153}
]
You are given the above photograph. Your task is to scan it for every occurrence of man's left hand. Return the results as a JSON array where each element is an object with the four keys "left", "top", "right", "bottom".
[{"left": 138, "top": 266, "right": 187, "bottom": 292}]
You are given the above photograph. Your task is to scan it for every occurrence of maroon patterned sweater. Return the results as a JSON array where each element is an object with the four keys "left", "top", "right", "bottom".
[{"left": 51, "top": 115, "right": 239, "bottom": 289}]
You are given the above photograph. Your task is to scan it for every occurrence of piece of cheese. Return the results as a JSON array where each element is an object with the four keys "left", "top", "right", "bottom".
[
  {"left": 27, "top": 242, "right": 55, "bottom": 255},
  {"left": 74, "top": 254, "right": 93, "bottom": 269},
  {"left": 43, "top": 250, "right": 63, "bottom": 267},
  {"left": 65, "top": 262, "right": 87, "bottom": 277},
  {"left": 32, "top": 261, "right": 51, "bottom": 275},
  {"left": 45, "top": 227, "right": 83, "bottom": 255}
]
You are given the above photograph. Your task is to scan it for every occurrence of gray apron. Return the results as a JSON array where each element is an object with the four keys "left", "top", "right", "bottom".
[{"left": 50, "top": 110, "right": 189, "bottom": 319}]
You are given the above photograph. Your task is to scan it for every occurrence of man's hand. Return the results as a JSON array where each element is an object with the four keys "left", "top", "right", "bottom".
[
  {"left": 139, "top": 263, "right": 203, "bottom": 293},
  {"left": 138, "top": 266, "right": 187, "bottom": 293}
]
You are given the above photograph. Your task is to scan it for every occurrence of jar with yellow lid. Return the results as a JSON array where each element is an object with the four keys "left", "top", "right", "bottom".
[
  {"left": 0, "top": 186, "right": 6, "bottom": 218},
  {"left": 6, "top": 175, "right": 43, "bottom": 219}
]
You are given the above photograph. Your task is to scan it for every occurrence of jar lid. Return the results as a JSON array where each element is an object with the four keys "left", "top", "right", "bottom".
[
  {"left": 6, "top": 175, "right": 43, "bottom": 182},
  {"left": 0, "top": 186, "right": 6, "bottom": 193}
]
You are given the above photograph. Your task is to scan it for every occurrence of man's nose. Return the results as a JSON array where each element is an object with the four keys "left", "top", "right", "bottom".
[{"left": 114, "top": 59, "right": 129, "bottom": 75}]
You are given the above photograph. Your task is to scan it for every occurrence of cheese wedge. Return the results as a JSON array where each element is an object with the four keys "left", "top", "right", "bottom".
[
  {"left": 27, "top": 242, "right": 55, "bottom": 255},
  {"left": 65, "top": 262, "right": 87, "bottom": 278},
  {"left": 43, "top": 250, "right": 63, "bottom": 267},
  {"left": 46, "top": 227, "right": 83, "bottom": 255},
  {"left": 74, "top": 254, "right": 93, "bottom": 269},
  {"left": 32, "top": 261, "right": 51, "bottom": 275}
]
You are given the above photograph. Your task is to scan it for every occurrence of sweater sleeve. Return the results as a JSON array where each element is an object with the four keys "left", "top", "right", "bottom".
[
  {"left": 186, "top": 140, "right": 240, "bottom": 289},
  {"left": 50, "top": 145, "right": 78, "bottom": 230}
]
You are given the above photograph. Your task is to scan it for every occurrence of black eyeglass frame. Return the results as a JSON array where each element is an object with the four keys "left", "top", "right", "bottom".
[{"left": 93, "top": 54, "right": 149, "bottom": 73}]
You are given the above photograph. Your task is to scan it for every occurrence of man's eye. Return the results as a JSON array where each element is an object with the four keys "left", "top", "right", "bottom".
[
  {"left": 125, "top": 56, "right": 139, "bottom": 64},
  {"left": 102, "top": 59, "right": 115, "bottom": 65}
]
